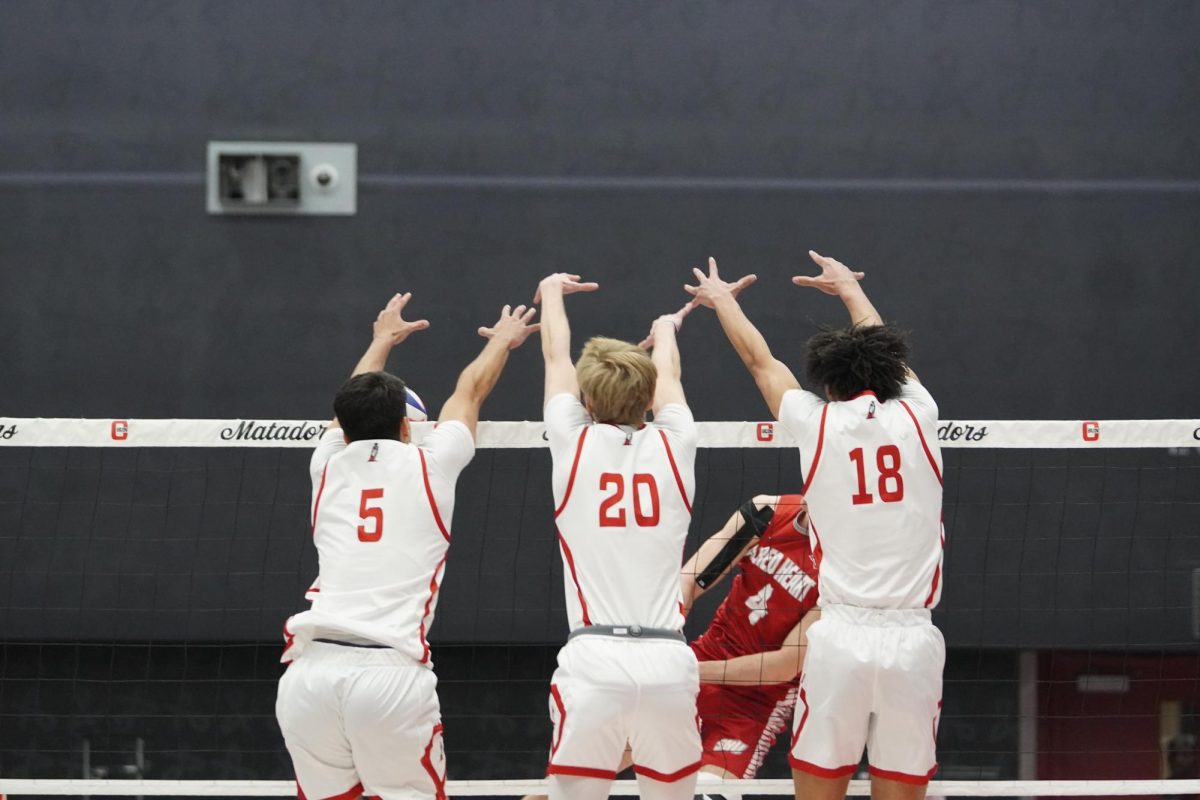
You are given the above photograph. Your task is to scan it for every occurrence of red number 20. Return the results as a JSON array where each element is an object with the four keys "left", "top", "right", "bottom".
[
  {"left": 358, "top": 488, "right": 384, "bottom": 542},
  {"left": 598, "top": 473, "right": 660, "bottom": 527},
  {"left": 849, "top": 445, "right": 904, "bottom": 505}
]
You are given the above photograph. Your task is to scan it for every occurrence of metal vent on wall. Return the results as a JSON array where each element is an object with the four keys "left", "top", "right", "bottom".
[{"left": 206, "top": 141, "right": 356, "bottom": 215}]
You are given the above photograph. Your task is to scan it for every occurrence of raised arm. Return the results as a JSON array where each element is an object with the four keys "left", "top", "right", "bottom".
[
  {"left": 534, "top": 273, "right": 599, "bottom": 403},
  {"left": 638, "top": 301, "right": 695, "bottom": 412},
  {"left": 329, "top": 292, "right": 430, "bottom": 430},
  {"left": 438, "top": 304, "right": 539, "bottom": 439},
  {"left": 685, "top": 258, "right": 800, "bottom": 419},
  {"left": 792, "top": 251, "right": 919, "bottom": 382},
  {"left": 697, "top": 607, "right": 820, "bottom": 686},
  {"left": 679, "top": 495, "right": 775, "bottom": 615}
]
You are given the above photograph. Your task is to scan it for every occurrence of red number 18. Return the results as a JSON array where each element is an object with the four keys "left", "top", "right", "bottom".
[{"left": 849, "top": 445, "right": 904, "bottom": 505}]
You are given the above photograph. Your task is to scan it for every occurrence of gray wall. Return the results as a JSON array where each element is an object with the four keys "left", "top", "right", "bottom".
[{"left": 1, "top": 1, "right": 1199, "bottom": 648}]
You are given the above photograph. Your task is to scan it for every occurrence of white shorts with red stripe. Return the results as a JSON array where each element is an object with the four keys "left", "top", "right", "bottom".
[
  {"left": 277, "top": 642, "right": 446, "bottom": 800},
  {"left": 547, "top": 635, "right": 701, "bottom": 792},
  {"left": 790, "top": 605, "right": 944, "bottom": 785}
]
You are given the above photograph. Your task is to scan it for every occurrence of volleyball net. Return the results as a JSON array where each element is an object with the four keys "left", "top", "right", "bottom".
[{"left": 1, "top": 417, "right": 1198, "bottom": 797}]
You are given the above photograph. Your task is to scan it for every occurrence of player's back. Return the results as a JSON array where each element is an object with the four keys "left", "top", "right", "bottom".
[
  {"left": 546, "top": 394, "right": 695, "bottom": 631},
  {"left": 700, "top": 495, "right": 817, "bottom": 657},
  {"left": 283, "top": 424, "right": 474, "bottom": 664},
  {"left": 780, "top": 381, "right": 944, "bottom": 610}
]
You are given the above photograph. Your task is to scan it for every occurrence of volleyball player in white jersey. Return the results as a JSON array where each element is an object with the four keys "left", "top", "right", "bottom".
[
  {"left": 536, "top": 272, "right": 702, "bottom": 800},
  {"left": 276, "top": 292, "right": 538, "bottom": 800},
  {"left": 687, "top": 253, "right": 945, "bottom": 800}
]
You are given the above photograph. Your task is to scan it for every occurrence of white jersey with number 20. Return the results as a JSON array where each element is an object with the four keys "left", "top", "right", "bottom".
[
  {"left": 778, "top": 380, "right": 944, "bottom": 610},
  {"left": 546, "top": 394, "right": 696, "bottom": 632}
]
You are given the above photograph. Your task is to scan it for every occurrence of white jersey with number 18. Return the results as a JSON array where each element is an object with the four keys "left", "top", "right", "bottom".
[
  {"left": 546, "top": 394, "right": 696, "bottom": 632},
  {"left": 778, "top": 380, "right": 944, "bottom": 610}
]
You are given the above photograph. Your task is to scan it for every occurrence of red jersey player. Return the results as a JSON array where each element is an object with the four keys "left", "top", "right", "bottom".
[
  {"left": 683, "top": 494, "right": 819, "bottom": 785},
  {"left": 688, "top": 253, "right": 945, "bottom": 800},
  {"left": 276, "top": 293, "right": 539, "bottom": 800}
]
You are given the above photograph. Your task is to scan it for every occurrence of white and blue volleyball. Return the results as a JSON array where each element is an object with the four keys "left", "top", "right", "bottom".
[{"left": 406, "top": 388, "right": 428, "bottom": 422}]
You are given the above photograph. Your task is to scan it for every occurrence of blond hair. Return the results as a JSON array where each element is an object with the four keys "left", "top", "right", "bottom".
[{"left": 575, "top": 337, "right": 657, "bottom": 426}]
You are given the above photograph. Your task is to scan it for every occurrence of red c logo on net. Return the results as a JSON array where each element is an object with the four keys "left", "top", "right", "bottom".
[
  {"left": 111, "top": 420, "right": 129, "bottom": 441},
  {"left": 1082, "top": 421, "right": 1100, "bottom": 442},
  {"left": 756, "top": 423, "right": 774, "bottom": 442}
]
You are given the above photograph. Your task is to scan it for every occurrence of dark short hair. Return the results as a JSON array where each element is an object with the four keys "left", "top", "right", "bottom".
[
  {"left": 333, "top": 372, "right": 408, "bottom": 442},
  {"left": 805, "top": 323, "right": 911, "bottom": 403}
]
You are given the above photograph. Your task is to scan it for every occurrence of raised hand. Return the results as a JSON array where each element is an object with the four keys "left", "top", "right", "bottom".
[
  {"left": 683, "top": 257, "right": 757, "bottom": 309},
  {"left": 478, "top": 304, "right": 541, "bottom": 349},
  {"left": 533, "top": 273, "right": 600, "bottom": 304},
  {"left": 792, "top": 251, "right": 865, "bottom": 296},
  {"left": 638, "top": 300, "right": 697, "bottom": 350},
  {"left": 373, "top": 292, "right": 431, "bottom": 345}
]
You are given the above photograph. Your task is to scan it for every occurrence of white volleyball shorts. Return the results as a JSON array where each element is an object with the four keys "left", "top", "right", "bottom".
[
  {"left": 277, "top": 642, "right": 446, "bottom": 800},
  {"left": 790, "top": 606, "right": 945, "bottom": 785}
]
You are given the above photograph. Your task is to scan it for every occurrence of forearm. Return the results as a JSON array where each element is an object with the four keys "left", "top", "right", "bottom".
[
  {"left": 711, "top": 294, "right": 775, "bottom": 373},
  {"left": 650, "top": 321, "right": 681, "bottom": 381},
  {"left": 350, "top": 336, "right": 395, "bottom": 377},
  {"left": 455, "top": 336, "right": 513, "bottom": 403},
  {"left": 539, "top": 287, "right": 571, "bottom": 365},
  {"left": 697, "top": 646, "right": 802, "bottom": 686},
  {"left": 839, "top": 285, "right": 883, "bottom": 327}
]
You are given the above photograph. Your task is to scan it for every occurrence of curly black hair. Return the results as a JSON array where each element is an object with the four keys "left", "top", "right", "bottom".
[
  {"left": 804, "top": 323, "right": 912, "bottom": 402},
  {"left": 334, "top": 371, "right": 408, "bottom": 442}
]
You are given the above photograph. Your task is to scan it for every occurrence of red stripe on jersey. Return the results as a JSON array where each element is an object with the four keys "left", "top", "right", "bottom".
[
  {"left": 867, "top": 764, "right": 938, "bottom": 785},
  {"left": 556, "top": 527, "right": 592, "bottom": 625},
  {"left": 554, "top": 428, "right": 589, "bottom": 518},
  {"left": 808, "top": 519, "right": 824, "bottom": 581},
  {"left": 310, "top": 464, "right": 329, "bottom": 536},
  {"left": 924, "top": 529, "right": 946, "bottom": 608},
  {"left": 281, "top": 619, "right": 296, "bottom": 661},
  {"left": 549, "top": 683, "right": 568, "bottom": 756},
  {"left": 418, "top": 449, "right": 451, "bottom": 542},
  {"left": 658, "top": 429, "right": 692, "bottom": 513},
  {"left": 418, "top": 556, "right": 447, "bottom": 664},
  {"left": 546, "top": 764, "right": 618, "bottom": 780},
  {"left": 632, "top": 760, "right": 702, "bottom": 782},
  {"left": 800, "top": 406, "right": 829, "bottom": 496},
  {"left": 899, "top": 400, "right": 942, "bottom": 485},
  {"left": 420, "top": 723, "right": 447, "bottom": 800}
]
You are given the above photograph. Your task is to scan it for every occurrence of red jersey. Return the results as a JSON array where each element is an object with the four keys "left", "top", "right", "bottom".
[{"left": 692, "top": 495, "right": 818, "bottom": 660}]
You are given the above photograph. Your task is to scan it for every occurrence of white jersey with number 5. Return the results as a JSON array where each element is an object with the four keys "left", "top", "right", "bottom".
[
  {"left": 545, "top": 394, "right": 695, "bottom": 632},
  {"left": 778, "top": 380, "right": 944, "bottom": 609},
  {"left": 282, "top": 423, "right": 475, "bottom": 664}
]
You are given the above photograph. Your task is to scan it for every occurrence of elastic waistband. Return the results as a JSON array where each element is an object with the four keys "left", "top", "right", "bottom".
[
  {"left": 568, "top": 624, "right": 686, "bottom": 643},
  {"left": 314, "top": 637, "right": 391, "bottom": 649},
  {"left": 820, "top": 604, "right": 932, "bottom": 627},
  {"left": 301, "top": 640, "right": 426, "bottom": 668}
]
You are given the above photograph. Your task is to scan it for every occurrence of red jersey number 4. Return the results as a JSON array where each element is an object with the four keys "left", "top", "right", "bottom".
[{"left": 849, "top": 445, "right": 905, "bottom": 505}]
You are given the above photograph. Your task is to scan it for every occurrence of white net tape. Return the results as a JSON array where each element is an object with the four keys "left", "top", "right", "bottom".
[
  {"left": 3, "top": 779, "right": 1200, "bottom": 796},
  {"left": 1, "top": 417, "right": 1198, "bottom": 448}
]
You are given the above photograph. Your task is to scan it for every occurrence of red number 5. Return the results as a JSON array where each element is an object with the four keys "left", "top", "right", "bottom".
[
  {"left": 849, "top": 445, "right": 905, "bottom": 505},
  {"left": 358, "top": 488, "right": 384, "bottom": 541}
]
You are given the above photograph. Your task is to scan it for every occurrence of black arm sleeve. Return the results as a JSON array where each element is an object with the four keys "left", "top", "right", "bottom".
[{"left": 694, "top": 500, "right": 775, "bottom": 588}]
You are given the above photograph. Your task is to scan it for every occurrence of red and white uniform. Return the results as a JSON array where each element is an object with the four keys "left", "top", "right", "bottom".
[
  {"left": 544, "top": 394, "right": 702, "bottom": 798},
  {"left": 690, "top": 495, "right": 817, "bottom": 779},
  {"left": 778, "top": 381, "right": 945, "bottom": 785},
  {"left": 276, "top": 424, "right": 474, "bottom": 800}
]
